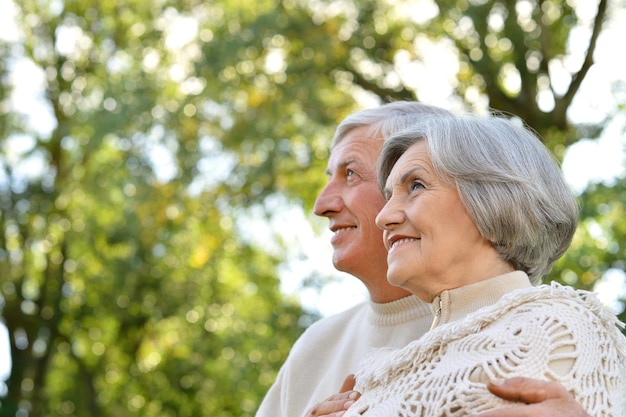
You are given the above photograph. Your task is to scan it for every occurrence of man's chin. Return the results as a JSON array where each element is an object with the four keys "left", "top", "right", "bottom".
[
  {"left": 332, "top": 253, "right": 353, "bottom": 274},
  {"left": 333, "top": 253, "right": 374, "bottom": 278}
]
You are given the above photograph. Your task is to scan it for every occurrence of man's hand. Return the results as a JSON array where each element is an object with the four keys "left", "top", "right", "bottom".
[
  {"left": 473, "top": 377, "right": 590, "bottom": 417},
  {"left": 308, "top": 374, "right": 360, "bottom": 417}
]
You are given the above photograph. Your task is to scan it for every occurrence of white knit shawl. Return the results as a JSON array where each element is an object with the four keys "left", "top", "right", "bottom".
[{"left": 346, "top": 282, "right": 626, "bottom": 417}]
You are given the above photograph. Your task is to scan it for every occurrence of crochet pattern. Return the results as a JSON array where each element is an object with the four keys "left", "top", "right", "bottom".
[{"left": 346, "top": 283, "right": 626, "bottom": 417}]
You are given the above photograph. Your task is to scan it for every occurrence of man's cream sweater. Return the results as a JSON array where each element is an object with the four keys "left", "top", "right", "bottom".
[
  {"left": 255, "top": 294, "right": 433, "bottom": 417},
  {"left": 345, "top": 272, "right": 626, "bottom": 417}
]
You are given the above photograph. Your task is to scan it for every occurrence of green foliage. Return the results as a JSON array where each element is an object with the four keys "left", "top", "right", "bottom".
[
  {"left": 0, "top": 1, "right": 314, "bottom": 416},
  {"left": 551, "top": 176, "right": 626, "bottom": 326},
  {"left": 0, "top": 130, "right": 309, "bottom": 416},
  {"left": 0, "top": 0, "right": 625, "bottom": 416}
]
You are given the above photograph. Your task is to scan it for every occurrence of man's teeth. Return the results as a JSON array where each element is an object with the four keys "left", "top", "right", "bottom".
[{"left": 335, "top": 227, "right": 356, "bottom": 234}]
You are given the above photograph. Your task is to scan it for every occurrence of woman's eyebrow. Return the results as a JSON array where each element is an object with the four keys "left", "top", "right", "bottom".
[
  {"left": 399, "top": 167, "right": 427, "bottom": 184},
  {"left": 383, "top": 166, "right": 429, "bottom": 197}
]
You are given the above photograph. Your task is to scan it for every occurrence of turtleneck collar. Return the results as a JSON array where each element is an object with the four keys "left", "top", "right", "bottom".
[
  {"left": 428, "top": 271, "right": 532, "bottom": 330},
  {"left": 368, "top": 294, "right": 431, "bottom": 327}
]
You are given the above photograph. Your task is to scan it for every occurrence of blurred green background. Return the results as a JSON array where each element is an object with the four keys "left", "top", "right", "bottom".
[{"left": 1, "top": 0, "right": 625, "bottom": 416}]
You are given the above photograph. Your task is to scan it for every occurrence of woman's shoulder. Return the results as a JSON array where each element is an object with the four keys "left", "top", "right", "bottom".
[
  {"left": 478, "top": 283, "right": 626, "bottom": 357},
  {"left": 497, "top": 282, "right": 621, "bottom": 325},
  {"left": 409, "top": 282, "right": 626, "bottom": 360}
]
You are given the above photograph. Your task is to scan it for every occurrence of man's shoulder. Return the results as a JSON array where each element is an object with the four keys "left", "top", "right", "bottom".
[
  {"left": 298, "top": 301, "right": 371, "bottom": 340},
  {"left": 284, "top": 302, "right": 371, "bottom": 355}
]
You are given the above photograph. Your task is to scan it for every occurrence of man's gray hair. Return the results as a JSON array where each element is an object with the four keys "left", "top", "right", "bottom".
[
  {"left": 332, "top": 101, "right": 453, "bottom": 148},
  {"left": 377, "top": 114, "right": 579, "bottom": 285}
]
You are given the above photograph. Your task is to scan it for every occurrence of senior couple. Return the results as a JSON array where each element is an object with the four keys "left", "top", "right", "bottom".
[{"left": 256, "top": 102, "right": 626, "bottom": 417}]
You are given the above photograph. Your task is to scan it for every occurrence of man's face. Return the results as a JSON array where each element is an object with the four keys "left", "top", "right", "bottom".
[{"left": 313, "top": 126, "right": 388, "bottom": 280}]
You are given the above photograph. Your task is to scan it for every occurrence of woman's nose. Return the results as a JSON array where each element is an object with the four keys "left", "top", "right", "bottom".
[{"left": 375, "top": 197, "right": 405, "bottom": 230}]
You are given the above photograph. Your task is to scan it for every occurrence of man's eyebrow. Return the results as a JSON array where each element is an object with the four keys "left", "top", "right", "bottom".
[
  {"left": 339, "top": 158, "right": 358, "bottom": 167},
  {"left": 327, "top": 158, "right": 359, "bottom": 176}
]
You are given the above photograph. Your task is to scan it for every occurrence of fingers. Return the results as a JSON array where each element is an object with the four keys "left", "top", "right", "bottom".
[
  {"left": 307, "top": 374, "right": 360, "bottom": 417},
  {"left": 472, "top": 405, "right": 537, "bottom": 417},
  {"left": 472, "top": 401, "right": 586, "bottom": 417},
  {"left": 308, "top": 391, "right": 360, "bottom": 417},
  {"left": 486, "top": 377, "right": 567, "bottom": 404},
  {"left": 339, "top": 374, "right": 356, "bottom": 392},
  {"left": 472, "top": 378, "right": 590, "bottom": 417}
]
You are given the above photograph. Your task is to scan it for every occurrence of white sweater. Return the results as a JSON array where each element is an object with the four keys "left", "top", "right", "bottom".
[
  {"left": 255, "top": 294, "right": 433, "bottom": 417},
  {"left": 345, "top": 272, "right": 626, "bottom": 417}
]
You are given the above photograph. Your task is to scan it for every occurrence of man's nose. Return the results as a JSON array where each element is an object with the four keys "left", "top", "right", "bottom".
[{"left": 314, "top": 181, "right": 342, "bottom": 217}]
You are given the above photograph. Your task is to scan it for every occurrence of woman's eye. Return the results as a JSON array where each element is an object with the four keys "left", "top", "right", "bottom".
[
  {"left": 346, "top": 169, "right": 355, "bottom": 177},
  {"left": 410, "top": 180, "right": 425, "bottom": 192}
]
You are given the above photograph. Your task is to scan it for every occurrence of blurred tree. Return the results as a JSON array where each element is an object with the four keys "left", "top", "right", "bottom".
[
  {"left": 0, "top": 1, "right": 311, "bottom": 416},
  {"left": 557, "top": 174, "right": 626, "bottom": 326},
  {"left": 0, "top": 0, "right": 625, "bottom": 416}
]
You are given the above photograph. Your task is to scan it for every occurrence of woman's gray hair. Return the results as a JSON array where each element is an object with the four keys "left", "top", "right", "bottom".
[
  {"left": 377, "top": 114, "right": 579, "bottom": 285},
  {"left": 332, "top": 101, "right": 453, "bottom": 147}
]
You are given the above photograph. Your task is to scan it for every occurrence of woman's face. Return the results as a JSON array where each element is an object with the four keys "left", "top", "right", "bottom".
[{"left": 375, "top": 140, "right": 509, "bottom": 302}]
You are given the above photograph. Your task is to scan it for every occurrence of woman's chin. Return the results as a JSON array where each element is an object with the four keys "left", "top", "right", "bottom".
[
  {"left": 386, "top": 273, "right": 409, "bottom": 289},
  {"left": 387, "top": 272, "right": 432, "bottom": 301}
]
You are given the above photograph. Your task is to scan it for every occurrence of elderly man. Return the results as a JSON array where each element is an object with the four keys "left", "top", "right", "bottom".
[{"left": 255, "top": 101, "right": 591, "bottom": 417}]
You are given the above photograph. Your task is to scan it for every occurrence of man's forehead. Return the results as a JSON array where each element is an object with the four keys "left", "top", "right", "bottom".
[
  {"left": 329, "top": 136, "right": 382, "bottom": 162},
  {"left": 327, "top": 150, "right": 375, "bottom": 175}
]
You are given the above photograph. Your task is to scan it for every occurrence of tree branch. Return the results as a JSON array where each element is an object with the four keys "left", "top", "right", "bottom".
[
  {"left": 340, "top": 64, "right": 415, "bottom": 102},
  {"left": 554, "top": 0, "right": 608, "bottom": 120}
]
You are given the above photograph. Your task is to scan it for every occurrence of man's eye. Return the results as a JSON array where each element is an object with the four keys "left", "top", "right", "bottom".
[{"left": 346, "top": 169, "right": 355, "bottom": 177}]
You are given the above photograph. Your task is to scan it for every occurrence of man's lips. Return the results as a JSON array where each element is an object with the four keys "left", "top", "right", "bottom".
[
  {"left": 330, "top": 226, "right": 357, "bottom": 243},
  {"left": 332, "top": 226, "right": 357, "bottom": 234}
]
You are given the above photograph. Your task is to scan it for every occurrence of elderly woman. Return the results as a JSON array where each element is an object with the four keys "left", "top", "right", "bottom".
[{"left": 341, "top": 114, "right": 626, "bottom": 416}]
